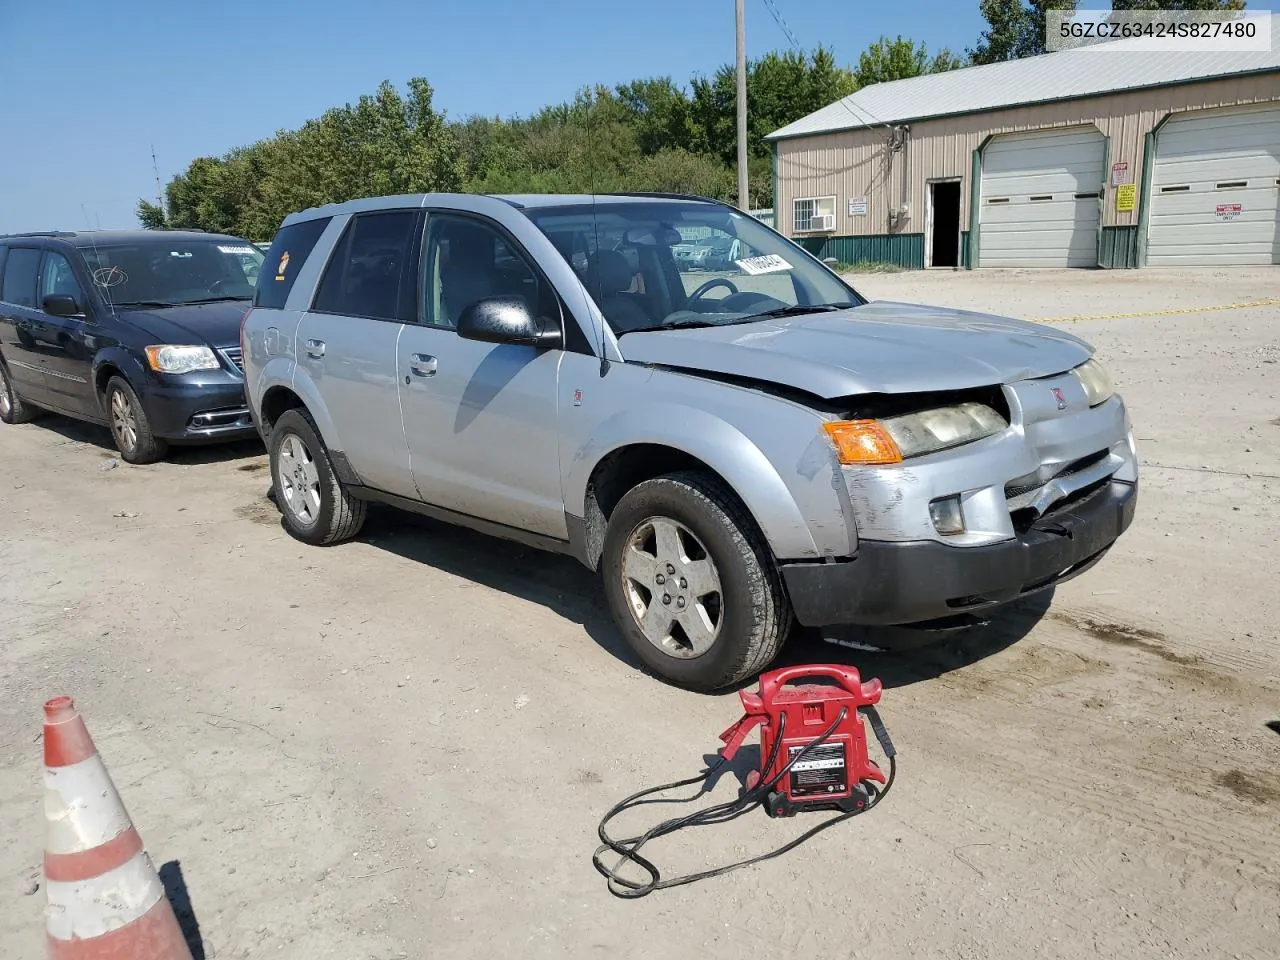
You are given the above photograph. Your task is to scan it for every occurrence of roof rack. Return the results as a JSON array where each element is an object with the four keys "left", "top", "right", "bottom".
[
  {"left": 0, "top": 230, "right": 79, "bottom": 239},
  {"left": 600, "top": 191, "right": 742, "bottom": 211}
]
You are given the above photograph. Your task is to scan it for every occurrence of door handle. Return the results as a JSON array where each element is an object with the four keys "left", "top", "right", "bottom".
[
  {"left": 305, "top": 338, "right": 326, "bottom": 359},
  {"left": 410, "top": 354, "right": 437, "bottom": 377}
]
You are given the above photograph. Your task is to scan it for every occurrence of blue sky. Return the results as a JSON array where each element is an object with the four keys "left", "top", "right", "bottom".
[{"left": 0, "top": 0, "right": 1271, "bottom": 234}]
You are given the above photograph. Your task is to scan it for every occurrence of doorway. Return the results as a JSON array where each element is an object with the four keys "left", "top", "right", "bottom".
[{"left": 929, "top": 180, "right": 962, "bottom": 267}]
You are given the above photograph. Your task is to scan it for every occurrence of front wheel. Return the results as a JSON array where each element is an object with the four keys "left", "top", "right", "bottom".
[
  {"left": 268, "top": 408, "right": 366, "bottom": 546},
  {"left": 105, "top": 376, "right": 167, "bottom": 463},
  {"left": 600, "top": 471, "right": 792, "bottom": 692}
]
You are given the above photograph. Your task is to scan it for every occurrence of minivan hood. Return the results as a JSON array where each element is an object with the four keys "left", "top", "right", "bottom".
[
  {"left": 618, "top": 301, "right": 1092, "bottom": 399},
  {"left": 113, "top": 300, "right": 249, "bottom": 348}
]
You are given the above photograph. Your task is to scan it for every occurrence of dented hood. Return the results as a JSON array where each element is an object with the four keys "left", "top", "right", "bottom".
[{"left": 617, "top": 300, "right": 1093, "bottom": 399}]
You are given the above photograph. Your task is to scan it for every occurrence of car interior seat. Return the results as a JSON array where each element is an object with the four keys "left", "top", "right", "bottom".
[{"left": 585, "top": 249, "right": 651, "bottom": 334}]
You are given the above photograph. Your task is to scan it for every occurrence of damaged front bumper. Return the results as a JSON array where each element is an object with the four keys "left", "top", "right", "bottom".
[{"left": 781, "top": 477, "right": 1137, "bottom": 626}]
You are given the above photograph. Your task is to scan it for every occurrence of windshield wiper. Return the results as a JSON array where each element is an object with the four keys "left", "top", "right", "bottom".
[
  {"left": 624, "top": 317, "right": 723, "bottom": 333},
  {"left": 111, "top": 299, "right": 181, "bottom": 308},
  {"left": 740, "top": 302, "right": 855, "bottom": 321},
  {"left": 184, "top": 295, "right": 249, "bottom": 304}
]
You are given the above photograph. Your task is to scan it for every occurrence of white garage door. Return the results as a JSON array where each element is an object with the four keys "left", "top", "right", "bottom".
[
  {"left": 979, "top": 127, "right": 1105, "bottom": 268},
  {"left": 1147, "top": 104, "right": 1280, "bottom": 266}
]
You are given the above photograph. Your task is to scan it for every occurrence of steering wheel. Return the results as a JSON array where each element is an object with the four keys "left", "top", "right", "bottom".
[
  {"left": 688, "top": 277, "right": 739, "bottom": 301},
  {"left": 209, "top": 278, "right": 230, "bottom": 295}
]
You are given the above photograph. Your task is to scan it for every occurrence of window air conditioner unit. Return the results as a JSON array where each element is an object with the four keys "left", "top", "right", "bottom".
[{"left": 813, "top": 214, "right": 835, "bottom": 231}]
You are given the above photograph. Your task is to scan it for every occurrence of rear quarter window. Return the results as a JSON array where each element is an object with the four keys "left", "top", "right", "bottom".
[
  {"left": 1, "top": 247, "right": 41, "bottom": 307},
  {"left": 254, "top": 217, "right": 332, "bottom": 309}
]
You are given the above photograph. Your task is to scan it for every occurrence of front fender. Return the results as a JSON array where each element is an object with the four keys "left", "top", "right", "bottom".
[
  {"left": 566, "top": 404, "right": 829, "bottom": 561},
  {"left": 91, "top": 348, "right": 150, "bottom": 411}
]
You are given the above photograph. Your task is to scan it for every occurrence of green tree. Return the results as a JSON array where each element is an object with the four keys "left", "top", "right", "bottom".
[
  {"left": 970, "top": 0, "right": 1079, "bottom": 63},
  {"left": 135, "top": 200, "right": 167, "bottom": 229},
  {"left": 691, "top": 48, "right": 857, "bottom": 162},
  {"left": 855, "top": 35, "right": 965, "bottom": 87}
]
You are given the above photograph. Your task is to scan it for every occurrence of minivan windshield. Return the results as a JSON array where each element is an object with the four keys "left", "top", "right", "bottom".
[
  {"left": 80, "top": 240, "right": 264, "bottom": 308},
  {"left": 524, "top": 200, "right": 863, "bottom": 336}
]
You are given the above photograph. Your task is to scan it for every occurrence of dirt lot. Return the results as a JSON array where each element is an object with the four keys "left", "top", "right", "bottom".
[{"left": 2, "top": 267, "right": 1278, "bottom": 959}]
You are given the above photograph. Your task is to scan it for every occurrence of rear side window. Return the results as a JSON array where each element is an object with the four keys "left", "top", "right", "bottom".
[
  {"left": 1, "top": 247, "right": 41, "bottom": 307},
  {"left": 312, "top": 210, "right": 420, "bottom": 321},
  {"left": 253, "top": 217, "right": 332, "bottom": 310}
]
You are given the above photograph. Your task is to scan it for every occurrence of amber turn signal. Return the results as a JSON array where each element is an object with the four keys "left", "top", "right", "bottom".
[{"left": 822, "top": 420, "right": 903, "bottom": 465}]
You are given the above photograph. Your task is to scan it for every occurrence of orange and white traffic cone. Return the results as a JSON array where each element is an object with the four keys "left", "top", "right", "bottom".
[{"left": 42, "top": 696, "right": 193, "bottom": 960}]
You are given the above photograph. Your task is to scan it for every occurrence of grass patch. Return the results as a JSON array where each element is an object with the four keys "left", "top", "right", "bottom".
[{"left": 835, "top": 260, "right": 908, "bottom": 274}]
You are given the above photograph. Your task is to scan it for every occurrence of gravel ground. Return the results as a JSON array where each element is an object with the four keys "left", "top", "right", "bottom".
[{"left": 1, "top": 266, "right": 1277, "bottom": 960}]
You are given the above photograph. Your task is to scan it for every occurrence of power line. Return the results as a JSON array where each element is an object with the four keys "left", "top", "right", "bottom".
[{"left": 756, "top": 0, "right": 895, "bottom": 134}]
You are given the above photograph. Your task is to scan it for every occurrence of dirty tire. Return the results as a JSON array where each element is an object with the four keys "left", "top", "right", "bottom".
[
  {"left": 105, "top": 376, "right": 167, "bottom": 464},
  {"left": 269, "top": 408, "right": 366, "bottom": 546},
  {"left": 601, "top": 471, "right": 792, "bottom": 692},
  {"left": 0, "top": 360, "right": 37, "bottom": 424}
]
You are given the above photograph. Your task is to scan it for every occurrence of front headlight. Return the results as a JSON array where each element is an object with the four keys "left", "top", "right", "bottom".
[
  {"left": 882, "top": 402, "right": 1009, "bottom": 458},
  {"left": 1073, "top": 357, "right": 1114, "bottom": 407},
  {"left": 823, "top": 402, "right": 1008, "bottom": 464},
  {"left": 144, "top": 345, "right": 221, "bottom": 374}
]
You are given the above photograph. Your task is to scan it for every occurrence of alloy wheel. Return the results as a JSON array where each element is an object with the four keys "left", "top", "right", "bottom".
[
  {"left": 109, "top": 388, "right": 138, "bottom": 454},
  {"left": 278, "top": 432, "right": 322, "bottom": 526},
  {"left": 621, "top": 516, "right": 723, "bottom": 658},
  {"left": 0, "top": 367, "right": 11, "bottom": 418}
]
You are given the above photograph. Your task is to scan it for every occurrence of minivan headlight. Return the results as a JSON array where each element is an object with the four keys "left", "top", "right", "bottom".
[
  {"left": 145, "top": 345, "right": 221, "bottom": 374},
  {"left": 1073, "top": 357, "right": 1114, "bottom": 407},
  {"left": 823, "top": 402, "right": 1008, "bottom": 464}
]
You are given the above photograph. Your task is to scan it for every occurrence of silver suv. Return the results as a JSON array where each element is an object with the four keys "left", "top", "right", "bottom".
[{"left": 241, "top": 193, "right": 1137, "bottom": 691}]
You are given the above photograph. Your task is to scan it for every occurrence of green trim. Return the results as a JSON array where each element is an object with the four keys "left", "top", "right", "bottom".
[
  {"left": 1136, "top": 130, "right": 1156, "bottom": 267},
  {"left": 764, "top": 67, "right": 1280, "bottom": 143},
  {"left": 960, "top": 230, "right": 971, "bottom": 268},
  {"left": 1097, "top": 133, "right": 1111, "bottom": 267},
  {"left": 967, "top": 137, "right": 991, "bottom": 270},
  {"left": 1099, "top": 226, "right": 1140, "bottom": 269},
  {"left": 794, "top": 233, "right": 925, "bottom": 269}
]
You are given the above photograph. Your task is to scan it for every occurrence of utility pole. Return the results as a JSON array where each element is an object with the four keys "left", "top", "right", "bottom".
[{"left": 735, "top": 0, "right": 749, "bottom": 211}]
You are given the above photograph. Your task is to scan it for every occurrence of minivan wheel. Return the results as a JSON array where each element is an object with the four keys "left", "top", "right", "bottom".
[
  {"left": 0, "top": 361, "right": 36, "bottom": 424},
  {"left": 601, "top": 471, "right": 792, "bottom": 692},
  {"left": 268, "top": 408, "right": 366, "bottom": 546},
  {"left": 105, "top": 376, "right": 167, "bottom": 463}
]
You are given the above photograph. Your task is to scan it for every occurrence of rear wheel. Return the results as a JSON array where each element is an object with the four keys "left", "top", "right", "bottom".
[
  {"left": 600, "top": 471, "right": 792, "bottom": 692},
  {"left": 0, "top": 361, "right": 37, "bottom": 424},
  {"left": 105, "top": 376, "right": 167, "bottom": 464},
  {"left": 269, "top": 408, "right": 366, "bottom": 546}
]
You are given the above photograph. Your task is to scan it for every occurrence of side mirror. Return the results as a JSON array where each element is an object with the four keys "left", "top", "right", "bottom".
[
  {"left": 821, "top": 257, "right": 839, "bottom": 267},
  {"left": 456, "top": 296, "right": 561, "bottom": 348},
  {"left": 42, "top": 294, "right": 83, "bottom": 317}
]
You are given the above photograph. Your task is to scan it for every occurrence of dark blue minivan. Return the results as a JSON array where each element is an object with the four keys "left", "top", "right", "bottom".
[{"left": 0, "top": 230, "right": 263, "bottom": 463}]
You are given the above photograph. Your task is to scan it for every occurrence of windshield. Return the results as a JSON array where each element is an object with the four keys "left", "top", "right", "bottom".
[
  {"left": 524, "top": 200, "right": 863, "bottom": 336},
  {"left": 80, "top": 240, "right": 264, "bottom": 307}
]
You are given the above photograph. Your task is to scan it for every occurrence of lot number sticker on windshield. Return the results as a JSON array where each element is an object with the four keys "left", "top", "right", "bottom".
[
  {"left": 735, "top": 253, "right": 792, "bottom": 275},
  {"left": 217, "top": 245, "right": 259, "bottom": 255}
]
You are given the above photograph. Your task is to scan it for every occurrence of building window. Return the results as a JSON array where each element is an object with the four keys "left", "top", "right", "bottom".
[{"left": 793, "top": 196, "right": 836, "bottom": 233}]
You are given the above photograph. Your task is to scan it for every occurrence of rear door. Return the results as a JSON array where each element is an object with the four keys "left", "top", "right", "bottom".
[
  {"left": 296, "top": 209, "right": 422, "bottom": 499},
  {"left": 33, "top": 249, "right": 97, "bottom": 416},
  {"left": 397, "top": 211, "right": 566, "bottom": 538},
  {"left": 0, "top": 246, "right": 52, "bottom": 403}
]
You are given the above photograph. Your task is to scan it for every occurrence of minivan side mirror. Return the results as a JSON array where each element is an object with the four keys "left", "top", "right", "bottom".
[
  {"left": 42, "top": 294, "right": 83, "bottom": 317},
  {"left": 456, "top": 296, "right": 561, "bottom": 348}
]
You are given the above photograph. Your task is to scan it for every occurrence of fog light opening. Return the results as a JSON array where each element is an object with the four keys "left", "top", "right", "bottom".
[{"left": 930, "top": 495, "right": 966, "bottom": 536}]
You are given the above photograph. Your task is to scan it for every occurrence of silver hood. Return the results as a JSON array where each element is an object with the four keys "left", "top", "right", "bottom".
[{"left": 617, "top": 301, "right": 1093, "bottom": 399}]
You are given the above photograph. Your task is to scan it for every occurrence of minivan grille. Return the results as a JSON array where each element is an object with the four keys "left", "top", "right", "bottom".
[{"left": 220, "top": 346, "right": 244, "bottom": 373}]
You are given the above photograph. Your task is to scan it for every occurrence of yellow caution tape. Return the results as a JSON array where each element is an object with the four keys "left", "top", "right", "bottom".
[{"left": 1031, "top": 298, "right": 1280, "bottom": 323}]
